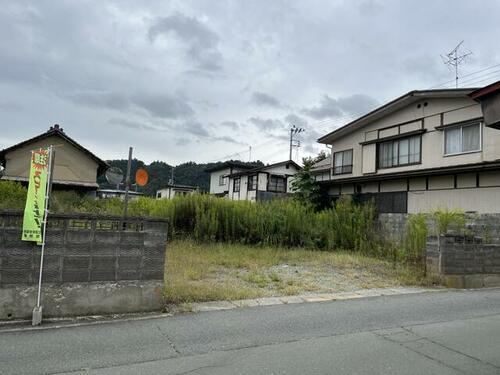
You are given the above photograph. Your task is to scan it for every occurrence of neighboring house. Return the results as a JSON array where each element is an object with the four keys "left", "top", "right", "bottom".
[
  {"left": 227, "top": 160, "right": 302, "bottom": 202},
  {"left": 206, "top": 161, "right": 256, "bottom": 196},
  {"left": 312, "top": 83, "right": 500, "bottom": 214},
  {"left": 0, "top": 124, "right": 108, "bottom": 194},
  {"left": 156, "top": 183, "right": 197, "bottom": 199},
  {"left": 97, "top": 189, "right": 143, "bottom": 200}
]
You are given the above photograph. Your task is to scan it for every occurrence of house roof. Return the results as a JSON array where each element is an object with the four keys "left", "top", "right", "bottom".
[
  {"left": 205, "top": 161, "right": 258, "bottom": 172},
  {"left": 158, "top": 183, "right": 198, "bottom": 190},
  {"left": 469, "top": 80, "right": 500, "bottom": 100},
  {"left": 0, "top": 124, "right": 109, "bottom": 176},
  {"left": 317, "top": 88, "right": 478, "bottom": 144},
  {"left": 310, "top": 156, "right": 331, "bottom": 172},
  {"left": 228, "top": 160, "right": 302, "bottom": 177}
]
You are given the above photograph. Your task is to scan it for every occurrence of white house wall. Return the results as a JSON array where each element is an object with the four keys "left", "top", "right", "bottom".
[
  {"left": 327, "top": 97, "right": 492, "bottom": 181},
  {"left": 209, "top": 168, "right": 230, "bottom": 194}
]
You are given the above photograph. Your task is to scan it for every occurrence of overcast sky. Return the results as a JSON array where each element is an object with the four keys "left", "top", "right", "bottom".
[{"left": 1, "top": 0, "right": 499, "bottom": 165}]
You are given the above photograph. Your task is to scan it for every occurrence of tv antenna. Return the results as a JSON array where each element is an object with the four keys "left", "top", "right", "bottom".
[
  {"left": 441, "top": 41, "right": 473, "bottom": 88},
  {"left": 289, "top": 125, "right": 305, "bottom": 161}
]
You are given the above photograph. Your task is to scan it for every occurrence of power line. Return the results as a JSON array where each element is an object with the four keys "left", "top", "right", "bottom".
[{"left": 429, "top": 62, "right": 500, "bottom": 89}]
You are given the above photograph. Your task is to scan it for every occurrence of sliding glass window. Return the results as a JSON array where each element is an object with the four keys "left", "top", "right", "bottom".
[{"left": 378, "top": 134, "right": 421, "bottom": 169}]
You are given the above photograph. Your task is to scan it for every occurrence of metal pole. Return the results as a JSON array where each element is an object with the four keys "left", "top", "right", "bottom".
[
  {"left": 123, "top": 147, "right": 133, "bottom": 219},
  {"left": 289, "top": 127, "right": 293, "bottom": 160},
  {"left": 33, "top": 145, "right": 54, "bottom": 325}
]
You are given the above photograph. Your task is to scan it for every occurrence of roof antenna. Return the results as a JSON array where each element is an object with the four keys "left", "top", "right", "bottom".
[{"left": 441, "top": 41, "right": 473, "bottom": 88}]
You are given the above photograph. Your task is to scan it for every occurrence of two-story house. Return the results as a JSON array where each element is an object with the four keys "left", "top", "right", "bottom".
[
  {"left": 312, "top": 83, "right": 500, "bottom": 213},
  {"left": 206, "top": 161, "right": 258, "bottom": 197},
  {"left": 227, "top": 160, "right": 301, "bottom": 202}
]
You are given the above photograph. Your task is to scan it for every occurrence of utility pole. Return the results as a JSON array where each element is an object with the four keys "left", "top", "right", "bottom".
[
  {"left": 169, "top": 166, "right": 174, "bottom": 185},
  {"left": 249, "top": 146, "right": 252, "bottom": 162},
  {"left": 289, "top": 125, "right": 305, "bottom": 161},
  {"left": 442, "top": 41, "right": 472, "bottom": 88},
  {"left": 123, "top": 147, "right": 133, "bottom": 220}
]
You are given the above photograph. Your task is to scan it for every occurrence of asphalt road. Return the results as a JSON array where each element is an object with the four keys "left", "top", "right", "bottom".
[{"left": 1, "top": 289, "right": 499, "bottom": 375}]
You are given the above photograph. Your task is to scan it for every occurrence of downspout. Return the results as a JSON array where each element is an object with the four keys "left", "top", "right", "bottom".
[{"left": 326, "top": 144, "right": 333, "bottom": 180}]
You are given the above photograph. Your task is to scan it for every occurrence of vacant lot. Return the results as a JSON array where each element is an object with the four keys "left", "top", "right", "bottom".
[{"left": 164, "top": 240, "right": 425, "bottom": 306}]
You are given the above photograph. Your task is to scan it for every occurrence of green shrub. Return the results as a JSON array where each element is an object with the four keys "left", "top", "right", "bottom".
[
  {"left": 433, "top": 208, "right": 466, "bottom": 235},
  {"left": 404, "top": 213, "right": 428, "bottom": 266},
  {"left": 0, "top": 181, "right": 27, "bottom": 210}
]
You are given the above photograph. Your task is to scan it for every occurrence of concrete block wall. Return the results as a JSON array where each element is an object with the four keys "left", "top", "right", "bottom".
[
  {"left": 425, "top": 214, "right": 500, "bottom": 288},
  {"left": 0, "top": 211, "right": 168, "bottom": 320}
]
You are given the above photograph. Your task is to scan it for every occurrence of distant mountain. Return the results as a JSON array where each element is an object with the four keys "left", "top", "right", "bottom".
[{"left": 98, "top": 159, "right": 264, "bottom": 196}]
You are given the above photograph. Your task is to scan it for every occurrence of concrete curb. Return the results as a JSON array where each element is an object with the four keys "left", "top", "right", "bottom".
[
  {"left": 0, "top": 286, "right": 443, "bottom": 332},
  {"left": 185, "top": 286, "right": 442, "bottom": 313}
]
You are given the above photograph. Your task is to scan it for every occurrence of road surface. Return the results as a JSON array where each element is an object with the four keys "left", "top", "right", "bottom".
[{"left": 1, "top": 289, "right": 499, "bottom": 374}]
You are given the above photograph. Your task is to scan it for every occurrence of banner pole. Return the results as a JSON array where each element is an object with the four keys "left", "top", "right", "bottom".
[{"left": 33, "top": 145, "right": 54, "bottom": 325}]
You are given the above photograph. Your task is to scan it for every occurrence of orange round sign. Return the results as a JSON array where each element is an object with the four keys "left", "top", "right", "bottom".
[{"left": 135, "top": 168, "right": 149, "bottom": 186}]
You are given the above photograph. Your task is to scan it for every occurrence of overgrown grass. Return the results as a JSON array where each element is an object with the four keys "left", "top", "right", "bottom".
[{"left": 164, "top": 240, "right": 426, "bottom": 304}]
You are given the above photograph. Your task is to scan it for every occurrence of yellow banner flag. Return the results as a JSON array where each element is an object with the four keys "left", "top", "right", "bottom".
[{"left": 22, "top": 148, "right": 49, "bottom": 243}]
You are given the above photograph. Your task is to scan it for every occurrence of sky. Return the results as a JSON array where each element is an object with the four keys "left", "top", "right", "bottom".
[{"left": 1, "top": 0, "right": 500, "bottom": 165}]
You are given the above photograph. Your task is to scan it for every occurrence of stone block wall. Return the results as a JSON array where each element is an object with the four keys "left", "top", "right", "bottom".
[{"left": 0, "top": 211, "right": 168, "bottom": 320}]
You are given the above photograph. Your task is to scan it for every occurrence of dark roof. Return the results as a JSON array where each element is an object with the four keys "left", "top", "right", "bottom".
[
  {"left": 317, "top": 88, "right": 478, "bottom": 144},
  {"left": 229, "top": 160, "right": 302, "bottom": 177},
  {"left": 469, "top": 80, "right": 500, "bottom": 100},
  {"left": 205, "top": 161, "right": 258, "bottom": 172},
  {"left": 159, "top": 183, "right": 198, "bottom": 190},
  {"left": 0, "top": 124, "right": 109, "bottom": 176}
]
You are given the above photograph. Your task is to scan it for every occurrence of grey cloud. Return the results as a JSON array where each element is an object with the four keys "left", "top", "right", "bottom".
[
  {"left": 175, "top": 137, "right": 191, "bottom": 146},
  {"left": 148, "top": 13, "right": 222, "bottom": 72},
  {"left": 302, "top": 94, "right": 378, "bottom": 120},
  {"left": 183, "top": 120, "right": 210, "bottom": 137},
  {"left": 220, "top": 121, "right": 239, "bottom": 130},
  {"left": 71, "top": 92, "right": 130, "bottom": 111},
  {"left": 248, "top": 117, "right": 286, "bottom": 131},
  {"left": 108, "top": 118, "right": 165, "bottom": 132},
  {"left": 358, "top": 0, "right": 384, "bottom": 16},
  {"left": 284, "top": 113, "right": 308, "bottom": 127},
  {"left": 251, "top": 91, "right": 284, "bottom": 108},
  {"left": 66, "top": 90, "right": 194, "bottom": 119},
  {"left": 214, "top": 135, "right": 240, "bottom": 144},
  {"left": 131, "top": 93, "right": 194, "bottom": 119}
]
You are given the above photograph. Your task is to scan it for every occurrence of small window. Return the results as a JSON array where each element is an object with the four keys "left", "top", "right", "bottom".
[
  {"left": 233, "top": 178, "right": 241, "bottom": 192},
  {"left": 219, "top": 175, "right": 227, "bottom": 186},
  {"left": 156, "top": 192, "right": 162, "bottom": 198},
  {"left": 248, "top": 175, "right": 257, "bottom": 190},
  {"left": 378, "top": 134, "right": 421, "bottom": 169},
  {"left": 268, "top": 175, "right": 286, "bottom": 192},
  {"left": 333, "top": 149, "right": 353, "bottom": 175},
  {"left": 444, "top": 122, "right": 481, "bottom": 156}
]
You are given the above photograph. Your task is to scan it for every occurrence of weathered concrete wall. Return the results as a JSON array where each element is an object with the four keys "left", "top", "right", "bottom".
[
  {"left": 426, "top": 214, "right": 500, "bottom": 288},
  {"left": 0, "top": 280, "right": 164, "bottom": 320},
  {"left": 378, "top": 213, "right": 408, "bottom": 243},
  {"left": 0, "top": 212, "right": 168, "bottom": 320}
]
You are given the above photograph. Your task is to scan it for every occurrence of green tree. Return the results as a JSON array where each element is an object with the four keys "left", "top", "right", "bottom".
[{"left": 291, "top": 151, "right": 328, "bottom": 208}]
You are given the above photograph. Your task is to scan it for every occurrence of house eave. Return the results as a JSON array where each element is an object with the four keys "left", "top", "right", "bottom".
[{"left": 317, "top": 88, "right": 478, "bottom": 145}]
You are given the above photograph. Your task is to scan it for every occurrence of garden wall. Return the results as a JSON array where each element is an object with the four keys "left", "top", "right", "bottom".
[
  {"left": 0, "top": 211, "right": 168, "bottom": 320},
  {"left": 426, "top": 214, "right": 500, "bottom": 288}
]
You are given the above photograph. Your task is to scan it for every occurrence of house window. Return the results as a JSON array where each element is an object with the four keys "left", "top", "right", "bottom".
[
  {"left": 268, "top": 175, "right": 286, "bottom": 192},
  {"left": 444, "top": 122, "right": 481, "bottom": 156},
  {"left": 333, "top": 149, "right": 353, "bottom": 175},
  {"left": 233, "top": 178, "right": 241, "bottom": 192},
  {"left": 156, "top": 192, "right": 162, "bottom": 198},
  {"left": 248, "top": 175, "right": 257, "bottom": 190},
  {"left": 378, "top": 134, "right": 421, "bottom": 169},
  {"left": 219, "top": 175, "right": 227, "bottom": 186}
]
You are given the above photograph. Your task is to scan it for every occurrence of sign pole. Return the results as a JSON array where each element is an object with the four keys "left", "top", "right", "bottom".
[{"left": 32, "top": 145, "right": 54, "bottom": 326}]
